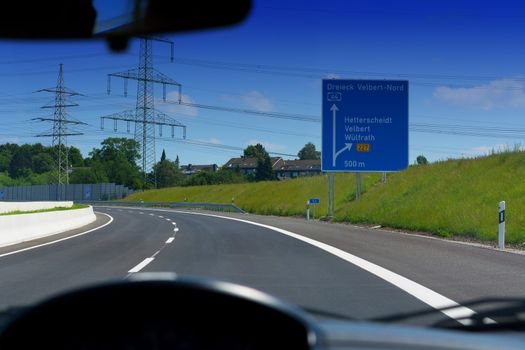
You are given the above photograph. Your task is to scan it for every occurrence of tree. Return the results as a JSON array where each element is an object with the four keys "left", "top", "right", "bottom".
[
  {"left": 416, "top": 155, "right": 428, "bottom": 165},
  {"left": 298, "top": 142, "right": 321, "bottom": 160},
  {"left": 8, "top": 144, "right": 33, "bottom": 178},
  {"left": 160, "top": 149, "right": 166, "bottom": 162},
  {"left": 91, "top": 138, "right": 141, "bottom": 165},
  {"left": 70, "top": 161, "right": 109, "bottom": 184},
  {"left": 243, "top": 143, "right": 268, "bottom": 159},
  {"left": 89, "top": 138, "right": 142, "bottom": 189},
  {"left": 68, "top": 146, "right": 84, "bottom": 167},
  {"left": 153, "top": 159, "right": 183, "bottom": 188},
  {"left": 0, "top": 148, "right": 13, "bottom": 172},
  {"left": 256, "top": 154, "right": 275, "bottom": 181},
  {"left": 174, "top": 155, "right": 180, "bottom": 168},
  {"left": 32, "top": 153, "right": 54, "bottom": 174}
]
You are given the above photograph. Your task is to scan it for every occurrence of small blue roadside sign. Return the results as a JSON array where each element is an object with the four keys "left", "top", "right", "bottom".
[
  {"left": 322, "top": 79, "right": 409, "bottom": 172},
  {"left": 308, "top": 198, "right": 320, "bottom": 204}
]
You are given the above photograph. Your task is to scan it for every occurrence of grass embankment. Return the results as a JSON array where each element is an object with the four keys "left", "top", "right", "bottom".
[
  {"left": 0, "top": 203, "right": 89, "bottom": 216},
  {"left": 335, "top": 151, "right": 525, "bottom": 245},
  {"left": 125, "top": 151, "right": 525, "bottom": 244},
  {"left": 126, "top": 173, "right": 380, "bottom": 217}
]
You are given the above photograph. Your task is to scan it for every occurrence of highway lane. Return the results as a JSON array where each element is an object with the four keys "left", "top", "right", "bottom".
[
  {"left": 0, "top": 209, "right": 177, "bottom": 307},
  {"left": 1, "top": 206, "right": 524, "bottom": 326}
]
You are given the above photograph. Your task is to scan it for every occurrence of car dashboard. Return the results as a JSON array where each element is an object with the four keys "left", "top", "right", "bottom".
[{"left": 0, "top": 273, "right": 523, "bottom": 350}]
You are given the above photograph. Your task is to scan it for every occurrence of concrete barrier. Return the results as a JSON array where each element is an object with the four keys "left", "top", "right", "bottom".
[
  {"left": 0, "top": 206, "right": 96, "bottom": 248},
  {"left": 0, "top": 201, "right": 73, "bottom": 214}
]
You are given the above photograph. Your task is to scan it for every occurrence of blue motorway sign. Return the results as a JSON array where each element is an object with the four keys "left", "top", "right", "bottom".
[
  {"left": 322, "top": 79, "right": 408, "bottom": 172},
  {"left": 308, "top": 198, "right": 320, "bottom": 204}
]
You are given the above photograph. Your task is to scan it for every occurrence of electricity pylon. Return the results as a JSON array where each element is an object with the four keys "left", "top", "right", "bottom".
[
  {"left": 101, "top": 37, "right": 186, "bottom": 188},
  {"left": 34, "top": 64, "right": 85, "bottom": 187}
]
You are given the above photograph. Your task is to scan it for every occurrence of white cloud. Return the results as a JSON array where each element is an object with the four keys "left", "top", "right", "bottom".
[
  {"left": 197, "top": 138, "right": 221, "bottom": 144},
  {"left": 326, "top": 73, "right": 341, "bottom": 79},
  {"left": 247, "top": 139, "right": 286, "bottom": 152},
  {"left": 164, "top": 92, "right": 198, "bottom": 117},
  {"left": 433, "top": 78, "right": 525, "bottom": 110},
  {"left": 241, "top": 91, "right": 274, "bottom": 112},
  {"left": 467, "top": 143, "right": 510, "bottom": 156}
]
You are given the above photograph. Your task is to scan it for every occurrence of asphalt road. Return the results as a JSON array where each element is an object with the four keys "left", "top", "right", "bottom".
[{"left": 1, "top": 206, "right": 524, "bottom": 327}]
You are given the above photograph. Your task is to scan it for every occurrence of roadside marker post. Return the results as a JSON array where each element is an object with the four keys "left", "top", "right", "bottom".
[
  {"left": 499, "top": 201, "right": 505, "bottom": 249},
  {"left": 306, "top": 202, "right": 310, "bottom": 221}
]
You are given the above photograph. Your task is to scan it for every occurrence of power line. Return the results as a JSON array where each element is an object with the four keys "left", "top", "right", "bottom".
[{"left": 169, "top": 101, "right": 320, "bottom": 122}]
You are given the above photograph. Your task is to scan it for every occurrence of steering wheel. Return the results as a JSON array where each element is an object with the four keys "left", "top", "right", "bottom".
[{"left": 0, "top": 273, "right": 322, "bottom": 349}]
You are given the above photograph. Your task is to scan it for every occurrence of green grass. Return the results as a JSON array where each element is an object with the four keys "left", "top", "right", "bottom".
[
  {"left": 0, "top": 203, "right": 89, "bottom": 216},
  {"left": 126, "top": 173, "right": 380, "bottom": 217},
  {"left": 125, "top": 150, "right": 525, "bottom": 244},
  {"left": 334, "top": 151, "right": 525, "bottom": 245}
]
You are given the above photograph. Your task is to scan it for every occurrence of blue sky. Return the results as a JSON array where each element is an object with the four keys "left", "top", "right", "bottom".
[{"left": 0, "top": 0, "right": 524, "bottom": 167}]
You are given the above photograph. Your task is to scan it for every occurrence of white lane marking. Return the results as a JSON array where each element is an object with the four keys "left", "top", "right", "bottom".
[
  {"left": 158, "top": 209, "right": 493, "bottom": 326},
  {"left": 149, "top": 213, "right": 155, "bottom": 216},
  {"left": 128, "top": 257, "right": 154, "bottom": 273},
  {"left": 173, "top": 227, "right": 179, "bottom": 232},
  {"left": 158, "top": 216, "right": 164, "bottom": 218},
  {"left": 166, "top": 237, "right": 175, "bottom": 244},
  {"left": 139, "top": 212, "right": 144, "bottom": 214},
  {"left": 166, "top": 218, "right": 171, "bottom": 221},
  {"left": 152, "top": 250, "right": 162, "bottom": 258},
  {"left": 172, "top": 222, "right": 177, "bottom": 226},
  {"left": 0, "top": 213, "right": 114, "bottom": 258}
]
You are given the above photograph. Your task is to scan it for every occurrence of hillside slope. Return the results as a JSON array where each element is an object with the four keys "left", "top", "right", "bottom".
[
  {"left": 335, "top": 151, "right": 525, "bottom": 244},
  {"left": 126, "top": 151, "right": 525, "bottom": 244},
  {"left": 126, "top": 173, "right": 379, "bottom": 217}
]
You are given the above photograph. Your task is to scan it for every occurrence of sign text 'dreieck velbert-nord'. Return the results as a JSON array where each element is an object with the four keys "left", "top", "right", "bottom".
[
  {"left": 322, "top": 79, "right": 408, "bottom": 172},
  {"left": 326, "top": 82, "right": 406, "bottom": 92}
]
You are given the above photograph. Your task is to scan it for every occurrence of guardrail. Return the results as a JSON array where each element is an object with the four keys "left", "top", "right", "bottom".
[{"left": 78, "top": 201, "right": 246, "bottom": 214}]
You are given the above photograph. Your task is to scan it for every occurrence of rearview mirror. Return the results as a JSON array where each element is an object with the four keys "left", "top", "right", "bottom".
[{"left": 0, "top": 0, "right": 252, "bottom": 50}]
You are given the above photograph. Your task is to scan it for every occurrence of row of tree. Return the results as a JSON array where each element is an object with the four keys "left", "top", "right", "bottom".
[{"left": 0, "top": 138, "right": 323, "bottom": 189}]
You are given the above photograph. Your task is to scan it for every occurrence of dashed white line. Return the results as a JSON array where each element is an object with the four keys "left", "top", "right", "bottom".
[
  {"left": 158, "top": 216, "right": 164, "bottom": 218},
  {"left": 149, "top": 213, "right": 155, "bottom": 216},
  {"left": 139, "top": 212, "right": 144, "bottom": 214},
  {"left": 173, "top": 227, "right": 179, "bottom": 232},
  {"left": 128, "top": 257, "right": 154, "bottom": 273},
  {"left": 166, "top": 218, "right": 171, "bottom": 221},
  {"left": 172, "top": 222, "right": 177, "bottom": 225},
  {"left": 166, "top": 237, "right": 175, "bottom": 244}
]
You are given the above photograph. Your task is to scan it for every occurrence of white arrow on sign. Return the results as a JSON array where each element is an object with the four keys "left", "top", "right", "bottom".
[{"left": 331, "top": 103, "right": 353, "bottom": 166}]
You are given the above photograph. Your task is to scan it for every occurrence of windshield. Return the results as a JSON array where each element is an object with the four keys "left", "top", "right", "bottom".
[{"left": 0, "top": 0, "right": 524, "bottom": 330}]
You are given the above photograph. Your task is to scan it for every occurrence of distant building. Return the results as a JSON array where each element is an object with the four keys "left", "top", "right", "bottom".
[
  {"left": 275, "top": 159, "right": 322, "bottom": 179},
  {"left": 223, "top": 157, "right": 284, "bottom": 176},
  {"left": 180, "top": 164, "right": 218, "bottom": 175},
  {"left": 223, "top": 157, "right": 321, "bottom": 179}
]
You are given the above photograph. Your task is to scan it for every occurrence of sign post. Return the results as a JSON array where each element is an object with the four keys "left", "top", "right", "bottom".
[
  {"left": 307, "top": 198, "right": 320, "bottom": 221},
  {"left": 322, "top": 79, "right": 408, "bottom": 212}
]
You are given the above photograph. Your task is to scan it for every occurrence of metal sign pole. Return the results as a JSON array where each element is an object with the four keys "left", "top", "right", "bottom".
[
  {"left": 327, "top": 173, "right": 335, "bottom": 217},
  {"left": 355, "top": 172, "right": 362, "bottom": 199}
]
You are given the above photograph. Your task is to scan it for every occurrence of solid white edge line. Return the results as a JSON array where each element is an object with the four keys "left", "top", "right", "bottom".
[
  {"left": 166, "top": 237, "right": 175, "bottom": 244},
  {"left": 0, "top": 212, "right": 114, "bottom": 258},
  {"left": 120, "top": 207, "right": 491, "bottom": 326},
  {"left": 128, "top": 257, "right": 154, "bottom": 273},
  {"left": 92, "top": 206, "right": 495, "bottom": 325}
]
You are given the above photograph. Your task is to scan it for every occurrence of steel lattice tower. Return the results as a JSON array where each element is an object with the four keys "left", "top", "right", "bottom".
[
  {"left": 102, "top": 37, "right": 186, "bottom": 188},
  {"left": 34, "top": 64, "right": 85, "bottom": 186}
]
